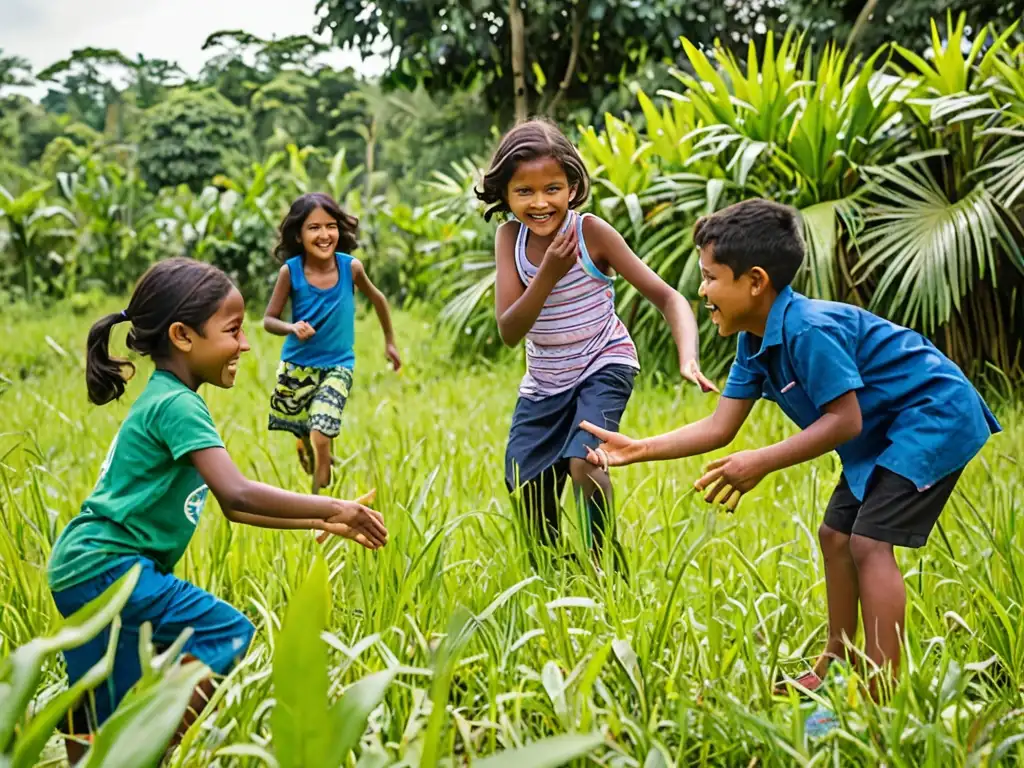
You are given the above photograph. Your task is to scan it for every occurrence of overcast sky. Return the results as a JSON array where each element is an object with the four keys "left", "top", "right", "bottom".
[{"left": 0, "top": 0, "right": 388, "bottom": 99}]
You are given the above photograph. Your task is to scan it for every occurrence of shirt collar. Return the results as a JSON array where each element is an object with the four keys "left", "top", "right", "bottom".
[{"left": 751, "top": 286, "right": 795, "bottom": 360}]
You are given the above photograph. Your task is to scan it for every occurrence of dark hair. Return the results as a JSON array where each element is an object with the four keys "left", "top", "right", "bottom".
[
  {"left": 693, "top": 199, "right": 805, "bottom": 289},
  {"left": 275, "top": 192, "right": 358, "bottom": 261},
  {"left": 476, "top": 118, "right": 590, "bottom": 221},
  {"left": 86, "top": 258, "right": 235, "bottom": 405}
]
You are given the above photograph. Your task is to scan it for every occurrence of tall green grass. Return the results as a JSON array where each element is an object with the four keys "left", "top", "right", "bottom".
[{"left": 1, "top": 300, "right": 1022, "bottom": 766}]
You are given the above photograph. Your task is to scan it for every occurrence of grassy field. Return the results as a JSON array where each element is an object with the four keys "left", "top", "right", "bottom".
[{"left": 2, "top": 298, "right": 1023, "bottom": 767}]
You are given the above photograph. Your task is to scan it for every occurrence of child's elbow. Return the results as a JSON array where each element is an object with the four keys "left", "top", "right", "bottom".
[{"left": 838, "top": 410, "right": 862, "bottom": 444}]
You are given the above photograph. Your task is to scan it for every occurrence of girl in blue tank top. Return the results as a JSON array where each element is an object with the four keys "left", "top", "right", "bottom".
[{"left": 264, "top": 193, "right": 402, "bottom": 493}]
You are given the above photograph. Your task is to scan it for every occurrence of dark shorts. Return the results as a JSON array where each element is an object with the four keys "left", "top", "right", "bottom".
[
  {"left": 823, "top": 467, "right": 963, "bottom": 548},
  {"left": 505, "top": 364, "right": 636, "bottom": 488},
  {"left": 52, "top": 556, "right": 255, "bottom": 732}
]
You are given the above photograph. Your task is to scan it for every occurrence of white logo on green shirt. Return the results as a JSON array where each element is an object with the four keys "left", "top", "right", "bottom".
[{"left": 184, "top": 484, "right": 210, "bottom": 525}]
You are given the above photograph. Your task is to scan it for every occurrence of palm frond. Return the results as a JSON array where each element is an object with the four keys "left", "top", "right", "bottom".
[{"left": 856, "top": 159, "right": 1023, "bottom": 331}]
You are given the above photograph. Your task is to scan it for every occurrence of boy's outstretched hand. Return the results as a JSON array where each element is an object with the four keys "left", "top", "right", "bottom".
[
  {"left": 681, "top": 358, "right": 719, "bottom": 394},
  {"left": 579, "top": 421, "right": 646, "bottom": 469},
  {"left": 318, "top": 489, "right": 387, "bottom": 548},
  {"left": 694, "top": 451, "right": 767, "bottom": 512}
]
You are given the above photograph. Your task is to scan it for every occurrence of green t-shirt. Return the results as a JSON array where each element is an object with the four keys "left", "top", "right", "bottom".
[{"left": 48, "top": 371, "right": 224, "bottom": 592}]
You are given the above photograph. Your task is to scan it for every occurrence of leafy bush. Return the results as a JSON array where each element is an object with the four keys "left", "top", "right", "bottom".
[{"left": 137, "top": 90, "right": 254, "bottom": 193}]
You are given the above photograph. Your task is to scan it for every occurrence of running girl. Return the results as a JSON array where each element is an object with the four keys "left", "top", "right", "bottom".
[{"left": 264, "top": 192, "right": 401, "bottom": 494}]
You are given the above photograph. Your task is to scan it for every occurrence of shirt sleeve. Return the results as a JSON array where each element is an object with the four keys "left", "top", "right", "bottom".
[
  {"left": 722, "top": 334, "right": 764, "bottom": 401},
  {"left": 156, "top": 392, "right": 225, "bottom": 460},
  {"left": 789, "top": 326, "right": 864, "bottom": 409}
]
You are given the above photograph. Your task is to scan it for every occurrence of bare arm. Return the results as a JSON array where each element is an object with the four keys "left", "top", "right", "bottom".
[
  {"left": 352, "top": 258, "right": 395, "bottom": 343},
  {"left": 753, "top": 391, "right": 862, "bottom": 474},
  {"left": 640, "top": 397, "right": 754, "bottom": 461},
  {"left": 495, "top": 220, "right": 577, "bottom": 346},
  {"left": 263, "top": 266, "right": 296, "bottom": 337},
  {"left": 189, "top": 447, "right": 387, "bottom": 548},
  {"left": 580, "top": 396, "right": 754, "bottom": 467},
  {"left": 352, "top": 258, "right": 401, "bottom": 370},
  {"left": 585, "top": 215, "right": 714, "bottom": 391},
  {"left": 696, "top": 391, "right": 863, "bottom": 502}
]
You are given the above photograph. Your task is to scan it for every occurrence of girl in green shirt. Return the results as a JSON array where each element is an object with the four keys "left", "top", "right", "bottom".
[{"left": 48, "top": 257, "right": 388, "bottom": 764}]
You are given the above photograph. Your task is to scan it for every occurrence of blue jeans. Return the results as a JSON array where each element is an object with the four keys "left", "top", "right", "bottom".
[{"left": 51, "top": 556, "right": 255, "bottom": 731}]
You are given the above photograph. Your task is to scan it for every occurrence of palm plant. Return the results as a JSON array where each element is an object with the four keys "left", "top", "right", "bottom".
[
  {"left": 0, "top": 182, "right": 76, "bottom": 301},
  {"left": 855, "top": 13, "right": 1024, "bottom": 376}
]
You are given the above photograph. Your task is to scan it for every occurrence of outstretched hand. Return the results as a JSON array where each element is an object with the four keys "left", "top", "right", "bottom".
[
  {"left": 317, "top": 489, "right": 386, "bottom": 547},
  {"left": 693, "top": 451, "right": 767, "bottom": 513},
  {"left": 578, "top": 420, "right": 646, "bottom": 469}
]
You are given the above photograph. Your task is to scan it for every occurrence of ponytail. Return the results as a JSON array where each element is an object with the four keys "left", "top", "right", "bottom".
[
  {"left": 84, "top": 258, "right": 235, "bottom": 406},
  {"left": 86, "top": 311, "right": 136, "bottom": 406}
]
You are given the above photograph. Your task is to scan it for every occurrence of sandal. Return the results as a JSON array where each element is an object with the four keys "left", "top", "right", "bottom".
[{"left": 773, "top": 669, "right": 825, "bottom": 697}]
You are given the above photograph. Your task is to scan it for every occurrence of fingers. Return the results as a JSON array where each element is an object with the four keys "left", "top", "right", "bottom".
[
  {"left": 584, "top": 445, "right": 602, "bottom": 467},
  {"left": 697, "top": 372, "right": 719, "bottom": 394},
  {"left": 724, "top": 488, "right": 742, "bottom": 513},
  {"left": 694, "top": 465, "right": 724, "bottom": 491},
  {"left": 579, "top": 420, "right": 615, "bottom": 442},
  {"left": 703, "top": 456, "right": 727, "bottom": 472}
]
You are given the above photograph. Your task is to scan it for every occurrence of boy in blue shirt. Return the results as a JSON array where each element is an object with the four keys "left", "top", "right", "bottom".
[{"left": 580, "top": 198, "right": 1000, "bottom": 694}]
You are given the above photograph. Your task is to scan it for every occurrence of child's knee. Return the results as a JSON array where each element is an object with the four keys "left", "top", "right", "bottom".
[
  {"left": 568, "top": 457, "right": 609, "bottom": 495},
  {"left": 848, "top": 534, "right": 893, "bottom": 568},
  {"left": 818, "top": 523, "right": 851, "bottom": 556}
]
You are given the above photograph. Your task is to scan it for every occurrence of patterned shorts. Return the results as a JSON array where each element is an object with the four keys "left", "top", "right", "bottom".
[{"left": 268, "top": 362, "right": 353, "bottom": 438}]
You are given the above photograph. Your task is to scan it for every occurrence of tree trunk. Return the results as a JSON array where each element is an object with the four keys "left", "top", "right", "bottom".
[
  {"left": 364, "top": 117, "right": 376, "bottom": 201},
  {"left": 545, "top": 6, "right": 583, "bottom": 116},
  {"left": 509, "top": 0, "right": 528, "bottom": 122}
]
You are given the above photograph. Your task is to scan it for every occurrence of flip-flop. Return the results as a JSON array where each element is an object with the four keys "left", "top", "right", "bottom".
[
  {"left": 773, "top": 670, "right": 825, "bottom": 697},
  {"left": 804, "top": 706, "right": 840, "bottom": 739}
]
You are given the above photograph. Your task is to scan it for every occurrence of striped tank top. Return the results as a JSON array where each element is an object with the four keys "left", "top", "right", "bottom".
[{"left": 515, "top": 211, "right": 639, "bottom": 400}]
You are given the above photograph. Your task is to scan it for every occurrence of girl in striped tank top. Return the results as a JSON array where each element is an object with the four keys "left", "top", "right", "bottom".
[{"left": 477, "top": 119, "right": 716, "bottom": 571}]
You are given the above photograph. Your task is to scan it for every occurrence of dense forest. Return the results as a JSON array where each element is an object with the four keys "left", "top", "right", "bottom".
[{"left": 2, "top": 0, "right": 1023, "bottom": 383}]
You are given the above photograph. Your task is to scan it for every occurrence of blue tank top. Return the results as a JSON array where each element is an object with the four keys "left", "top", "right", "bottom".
[{"left": 280, "top": 253, "right": 356, "bottom": 370}]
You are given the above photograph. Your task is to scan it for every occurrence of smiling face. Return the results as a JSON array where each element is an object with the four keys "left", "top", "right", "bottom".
[
  {"left": 506, "top": 156, "right": 577, "bottom": 237},
  {"left": 300, "top": 206, "right": 340, "bottom": 263},
  {"left": 698, "top": 245, "right": 763, "bottom": 337},
  {"left": 185, "top": 288, "right": 250, "bottom": 388}
]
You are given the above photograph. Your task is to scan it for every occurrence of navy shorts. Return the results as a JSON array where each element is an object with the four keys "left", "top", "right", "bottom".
[
  {"left": 51, "top": 556, "right": 255, "bottom": 732},
  {"left": 505, "top": 364, "right": 637, "bottom": 488}
]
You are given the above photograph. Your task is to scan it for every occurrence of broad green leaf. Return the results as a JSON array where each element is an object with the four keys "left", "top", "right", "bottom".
[
  {"left": 11, "top": 619, "right": 121, "bottom": 768},
  {"left": 0, "top": 565, "right": 140, "bottom": 753},
  {"left": 80, "top": 659, "right": 211, "bottom": 768},
  {"left": 326, "top": 669, "right": 397, "bottom": 766},
  {"left": 472, "top": 732, "right": 604, "bottom": 768},
  {"left": 271, "top": 558, "right": 332, "bottom": 768}
]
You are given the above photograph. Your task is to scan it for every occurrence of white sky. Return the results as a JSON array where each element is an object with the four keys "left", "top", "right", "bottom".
[{"left": 0, "top": 0, "right": 389, "bottom": 99}]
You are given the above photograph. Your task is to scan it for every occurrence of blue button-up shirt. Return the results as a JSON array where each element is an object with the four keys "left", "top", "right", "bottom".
[{"left": 722, "top": 287, "right": 1001, "bottom": 500}]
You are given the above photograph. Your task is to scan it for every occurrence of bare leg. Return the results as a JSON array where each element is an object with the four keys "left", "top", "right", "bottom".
[
  {"left": 815, "top": 524, "right": 861, "bottom": 678},
  {"left": 310, "top": 430, "right": 333, "bottom": 495},
  {"left": 296, "top": 436, "right": 314, "bottom": 475},
  {"left": 849, "top": 534, "right": 904, "bottom": 695},
  {"left": 568, "top": 458, "right": 626, "bottom": 575}
]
